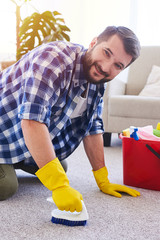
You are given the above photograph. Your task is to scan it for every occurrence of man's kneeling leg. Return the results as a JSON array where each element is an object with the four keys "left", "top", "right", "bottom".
[
  {"left": 14, "top": 158, "right": 68, "bottom": 175},
  {"left": 0, "top": 164, "right": 18, "bottom": 201}
]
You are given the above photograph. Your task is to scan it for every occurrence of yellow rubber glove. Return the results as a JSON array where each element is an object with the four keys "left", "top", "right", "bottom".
[
  {"left": 35, "top": 158, "right": 83, "bottom": 212},
  {"left": 93, "top": 166, "right": 140, "bottom": 198}
]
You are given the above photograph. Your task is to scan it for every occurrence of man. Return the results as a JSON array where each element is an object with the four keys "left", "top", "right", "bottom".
[{"left": 0, "top": 26, "right": 141, "bottom": 211}]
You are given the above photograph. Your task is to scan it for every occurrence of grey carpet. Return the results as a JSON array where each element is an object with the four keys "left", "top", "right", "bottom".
[{"left": 1, "top": 134, "right": 160, "bottom": 240}]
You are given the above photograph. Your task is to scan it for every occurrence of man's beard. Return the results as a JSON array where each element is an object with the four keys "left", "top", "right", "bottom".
[{"left": 82, "top": 51, "right": 112, "bottom": 84}]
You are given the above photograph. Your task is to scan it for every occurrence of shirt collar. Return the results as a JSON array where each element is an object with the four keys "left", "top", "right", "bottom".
[{"left": 72, "top": 49, "right": 88, "bottom": 88}]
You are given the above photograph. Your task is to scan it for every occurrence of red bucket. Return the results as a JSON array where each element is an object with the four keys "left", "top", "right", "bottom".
[{"left": 120, "top": 134, "right": 160, "bottom": 191}]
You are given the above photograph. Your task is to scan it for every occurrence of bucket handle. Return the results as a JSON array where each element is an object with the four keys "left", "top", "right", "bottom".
[{"left": 146, "top": 144, "right": 160, "bottom": 159}]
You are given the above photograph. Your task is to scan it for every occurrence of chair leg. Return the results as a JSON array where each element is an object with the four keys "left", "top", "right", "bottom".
[{"left": 103, "top": 132, "right": 112, "bottom": 147}]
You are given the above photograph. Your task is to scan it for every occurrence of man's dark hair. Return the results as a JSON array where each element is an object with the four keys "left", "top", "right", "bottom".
[{"left": 97, "top": 26, "right": 141, "bottom": 66}]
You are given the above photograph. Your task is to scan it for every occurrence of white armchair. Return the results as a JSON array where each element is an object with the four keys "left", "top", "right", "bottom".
[{"left": 102, "top": 46, "right": 160, "bottom": 146}]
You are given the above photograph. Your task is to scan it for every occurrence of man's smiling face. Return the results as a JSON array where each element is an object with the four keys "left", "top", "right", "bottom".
[{"left": 83, "top": 34, "right": 132, "bottom": 84}]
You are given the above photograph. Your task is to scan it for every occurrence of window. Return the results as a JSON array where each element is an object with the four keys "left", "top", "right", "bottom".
[{"left": 136, "top": 0, "right": 160, "bottom": 46}]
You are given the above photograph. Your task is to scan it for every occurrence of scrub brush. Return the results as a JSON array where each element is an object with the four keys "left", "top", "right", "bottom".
[{"left": 47, "top": 197, "right": 89, "bottom": 227}]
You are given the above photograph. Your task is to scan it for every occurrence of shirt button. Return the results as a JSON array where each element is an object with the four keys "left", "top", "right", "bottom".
[{"left": 74, "top": 81, "right": 78, "bottom": 87}]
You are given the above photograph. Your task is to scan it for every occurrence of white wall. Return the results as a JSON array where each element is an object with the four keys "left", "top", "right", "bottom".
[
  {"left": 0, "top": 0, "right": 132, "bottom": 61},
  {"left": 0, "top": 0, "right": 160, "bottom": 64}
]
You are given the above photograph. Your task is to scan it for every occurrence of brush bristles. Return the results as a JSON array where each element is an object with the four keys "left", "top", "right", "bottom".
[{"left": 51, "top": 216, "right": 87, "bottom": 226}]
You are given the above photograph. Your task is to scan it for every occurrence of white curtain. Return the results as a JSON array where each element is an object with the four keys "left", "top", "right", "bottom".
[{"left": 136, "top": 0, "right": 160, "bottom": 46}]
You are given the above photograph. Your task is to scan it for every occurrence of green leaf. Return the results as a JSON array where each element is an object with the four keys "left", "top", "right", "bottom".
[
  {"left": 17, "top": 10, "right": 71, "bottom": 59},
  {"left": 61, "top": 31, "right": 70, "bottom": 41},
  {"left": 58, "top": 24, "right": 71, "bottom": 32},
  {"left": 56, "top": 17, "right": 65, "bottom": 23},
  {"left": 42, "top": 11, "right": 56, "bottom": 22},
  {"left": 53, "top": 11, "right": 62, "bottom": 16},
  {"left": 41, "top": 16, "right": 56, "bottom": 31}
]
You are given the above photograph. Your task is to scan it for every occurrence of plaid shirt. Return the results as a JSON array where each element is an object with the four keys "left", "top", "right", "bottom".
[{"left": 0, "top": 41, "right": 105, "bottom": 164}]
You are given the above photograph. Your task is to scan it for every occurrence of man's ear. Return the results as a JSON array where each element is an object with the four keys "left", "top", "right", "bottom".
[{"left": 88, "top": 37, "right": 97, "bottom": 50}]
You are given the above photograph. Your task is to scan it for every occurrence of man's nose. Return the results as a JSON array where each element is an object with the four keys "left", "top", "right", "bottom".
[{"left": 101, "top": 62, "right": 112, "bottom": 76}]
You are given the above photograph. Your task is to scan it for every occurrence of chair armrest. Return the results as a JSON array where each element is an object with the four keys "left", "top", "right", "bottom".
[
  {"left": 102, "top": 78, "right": 126, "bottom": 131},
  {"left": 105, "top": 78, "right": 126, "bottom": 96},
  {"left": 103, "top": 78, "right": 126, "bottom": 115}
]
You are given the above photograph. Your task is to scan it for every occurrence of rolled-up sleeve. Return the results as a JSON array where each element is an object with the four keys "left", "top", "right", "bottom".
[{"left": 18, "top": 102, "right": 51, "bottom": 127}]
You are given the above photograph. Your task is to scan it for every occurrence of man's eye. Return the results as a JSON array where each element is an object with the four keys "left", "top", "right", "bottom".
[
  {"left": 104, "top": 50, "right": 110, "bottom": 57},
  {"left": 115, "top": 63, "right": 122, "bottom": 70}
]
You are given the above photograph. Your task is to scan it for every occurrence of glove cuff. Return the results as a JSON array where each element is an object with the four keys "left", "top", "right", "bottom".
[
  {"left": 35, "top": 157, "right": 69, "bottom": 191},
  {"left": 92, "top": 166, "right": 110, "bottom": 189}
]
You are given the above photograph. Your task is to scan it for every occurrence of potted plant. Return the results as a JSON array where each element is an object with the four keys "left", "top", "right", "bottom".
[
  {"left": 1, "top": 0, "right": 70, "bottom": 69},
  {"left": 1, "top": 0, "right": 31, "bottom": 70},
  {"left": 17, "top": 10, "right": 70, "bottom": 60},
  {"left": 11, "top": 0, "right": 33, "bottom": 55},
  {"left": 11, "top": 0, "right": 70, "bottom": 60}
]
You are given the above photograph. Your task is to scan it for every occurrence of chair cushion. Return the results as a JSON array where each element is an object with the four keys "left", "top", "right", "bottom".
[
  {"left": 126, "top": 47, "right": 160, "bottom": 95},
  {"left": 139, "top": 65, "right": 160, "bottom": 97},
  {"left": 108, "top": 95, "right": 160, "bottom": 119}
]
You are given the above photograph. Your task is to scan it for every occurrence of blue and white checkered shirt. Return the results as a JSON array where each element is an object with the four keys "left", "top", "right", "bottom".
[{"left": 0, "top": 41, "right": 105, "bottom": 164}]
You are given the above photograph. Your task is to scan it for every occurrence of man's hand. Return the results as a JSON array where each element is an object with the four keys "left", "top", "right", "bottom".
[
  {"left": 36, "top": 158, "right": 83, "bottom": 212},
  {"left": 52, "top": 186, "right": 83, "bottom": 212},
  {"left": 93, "top": 166, "right": 140, "bottom": 197},
  {"left": 97, "top": 182, "right": 140, "bottom": 198}
]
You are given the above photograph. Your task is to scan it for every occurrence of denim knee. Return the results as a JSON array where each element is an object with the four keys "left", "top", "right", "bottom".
[{"left": 0, "top": 164, "right": 18, "bottom": 201}]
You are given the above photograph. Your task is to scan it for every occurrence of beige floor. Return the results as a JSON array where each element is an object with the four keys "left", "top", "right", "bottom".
[{"left": 1, "top": 134, "right": 160, "bottom": 240}]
